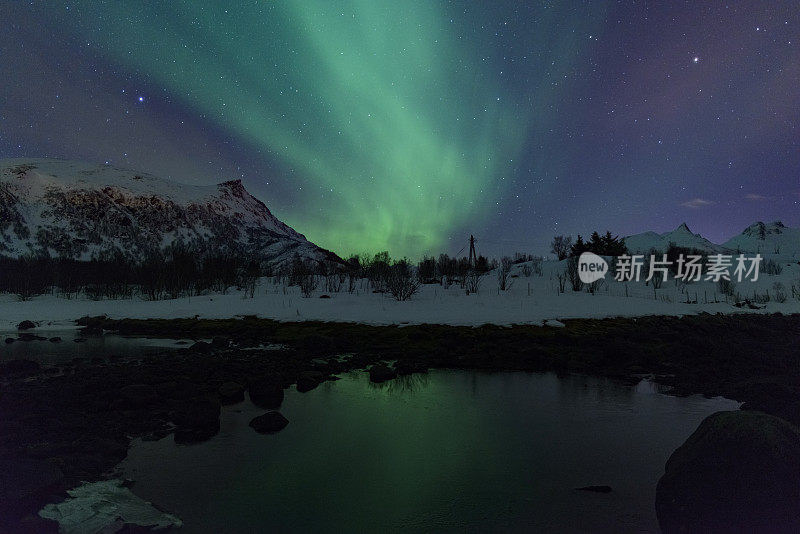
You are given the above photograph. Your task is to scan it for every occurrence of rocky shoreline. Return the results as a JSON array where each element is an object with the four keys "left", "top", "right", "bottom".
[{"left": 1, "top": 313, "right": 799, "bottom": 532}]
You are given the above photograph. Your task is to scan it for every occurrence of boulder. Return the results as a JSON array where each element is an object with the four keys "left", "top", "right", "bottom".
[
  {"left": 576, "top": 485, "right": 612, "bottom": 493},
  {"left": 776, "top": 400, "right": 800, "bottom": 428},
  {"left": 117, "top": 384, "right": 159, "bottom": 409},
  {"left": 48, "top": 337, "right": 62, "bottom": 343},
  {"left": 218, "top": 382, "right": 244, "bottom": 405},
  {"left": 210, "top": 336, "right": 229, "bottom": 349},
  {"left": 248, "top": 379, "right": 284, "bottom": 409},
  {"left": 18, "top": 333, "right": 46, "bottom": 342},
  {"left": 16, "top": 320, "right": 36, "bottom": 330},
  {"left": 0, "top": 359, "right": 41, "bottom": 377},
  {"left": 155, "top": 379, "right": 197, "bottom": 400},
  {"left": 296, "top": 371, "right": 324, "bottom": 393},
  {"left": 249, "top": 411, "right": 289, "bottom": 433},
  {"left": 11, "top": 514, "right": 60, "bottom": 533},
  {"left": 0, "top": 456, "right": 64, "bottom": 522},
  {"left": 79, "top": 325, "right": 103, "bottom": 336},
  {"left": 172, "top": 396, "right": 221, "bottom": 444},
  {"left": 369, "top": 364, "right": 397, "bottom": 383},
  {"left": 5, "top": 337, "right": 15, "bottom": 344},
  {"left": 656, "top": 410, "right": 800, "bottom": 534},
  {"left": 189, "top": 341, "right": 212, "bottom": 353},
  {"left": 395, "top": 359, "right": 428, "bottom": 376}
]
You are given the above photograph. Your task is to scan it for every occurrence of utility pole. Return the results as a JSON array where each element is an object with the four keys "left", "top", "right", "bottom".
[{"left": 468, "top": 235, "right": 477, "bottom": 267}]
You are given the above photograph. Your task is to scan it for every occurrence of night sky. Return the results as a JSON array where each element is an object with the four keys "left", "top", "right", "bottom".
[{"left": 1, "top": 1, "right": 798, "bottom": 258}]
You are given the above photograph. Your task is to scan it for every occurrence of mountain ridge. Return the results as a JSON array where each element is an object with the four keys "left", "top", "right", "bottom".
[
  {"left": 625, "top": 220, "right": 799, "bottom": 257},
  {"left": 0, "top": 158, "right": 341, "bottom": 266}
]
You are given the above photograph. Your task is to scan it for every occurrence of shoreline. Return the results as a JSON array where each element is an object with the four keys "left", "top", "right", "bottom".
[{"left": 1, "top": 313, "right": 798, "bottom": 530}]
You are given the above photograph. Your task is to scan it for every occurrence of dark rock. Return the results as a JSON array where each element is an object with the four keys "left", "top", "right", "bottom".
[
  {"left": 248, "top": 379, "right": 284, "bottom": 409},
  {"left": 190, "top": 341, "right": 213, "bottom": 353},
  {"left": 776, "top": 400, "right": 800, "bottom": 428},
  {"left": 319, "top": 294, "right": 331, "bottom": 299},
  {"left": 173, "top": 396, "right": 221, "bottom": 444},
  {"left": 369, "top": 364, "right": 397, "bottom": 383},
  {"left": 11, "top": 514, "right": 60, "bottom": 533},
  {"left": 48, "top": 337, "right": 61, "bottom": 343},
  {"left": 576, "top": 485, "right": 612, "bottom": 493},
  {"left": 0, "top": 457, "right": 64, "bottom": 522},
  {"left": 73, "top": 338, "right": 87, "bottom": 343},
  {"left": 17, "top": 333, "right": 46, "bottom": 342},
  {"left": 118, "top": 384, "right": 159, "bottom": 409},
  {"left": 5, "top": 337, "right": 15, "bottom": 344},
  {"left": 656, "top": 410, "right": 800, "bottom": 534},
  {"left": 296, "top": 370, "right": 324, "bottom": 393},
  {"left": 249, "top": 411, "right": 289, "bottom": 433},
  {"left": 0, "top": 359, "right": 41, "bottom": 376},
  {"left": 211, "top": 336, "right": 229, "bottom": 349},
  {"left": 395, "top": 359, "right": 428, "bottom": 376},
  {"left": 218, "top": 381, "right": 245, "bottom": 404},
  {"left": 156, "top": 379, "right": 197, "bottom": 400},
  {"left": 295, "top": 335, "right": 334, "bottom": 353},
  {"left": 79, "top": 325, "right": 103, "bottom": 336},
  {"left": 16, "top": 320, "right": 36, "bottom": 330}
]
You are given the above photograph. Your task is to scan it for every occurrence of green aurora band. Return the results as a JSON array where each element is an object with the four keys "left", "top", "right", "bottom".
[{"left": 45, "top": 1, "right": 601, "bottom": 257}]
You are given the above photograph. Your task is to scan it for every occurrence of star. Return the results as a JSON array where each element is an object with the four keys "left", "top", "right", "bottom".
[{"left": 692, "top": 56, "right": 700, "bottom": 63}]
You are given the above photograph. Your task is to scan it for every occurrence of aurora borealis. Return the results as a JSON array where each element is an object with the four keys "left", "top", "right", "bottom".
[{"left": 2, "top": 1, "right": 798, "bottom": 257}]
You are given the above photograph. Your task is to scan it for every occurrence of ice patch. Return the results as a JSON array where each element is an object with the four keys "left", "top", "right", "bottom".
[{"left": 39, "top": 479, "right": 182, "bottom": 533}]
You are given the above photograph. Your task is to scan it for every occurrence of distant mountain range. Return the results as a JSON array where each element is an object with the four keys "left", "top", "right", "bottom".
[
  {"left": 1, "top": 159, "right": 796, "bottom": 264},
  {"left": 625, "top": 221, "right": 800, "bottom": 257},
  {"left": 0, "top": 159, "right": 340, "bottom": 265}
]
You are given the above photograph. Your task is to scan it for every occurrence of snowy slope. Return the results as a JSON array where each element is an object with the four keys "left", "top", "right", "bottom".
[
  {"left": 722, "top": 221, "right": 800, "bottom": 257},
  {"left": 0, "top": 159, "right": 340, "bottom": 265},
  {"left": 1, "top": 256, "right": 798, "bottom": 330},
  {"left": 625, "top": 223, "right": 729, "bottom": 254}
]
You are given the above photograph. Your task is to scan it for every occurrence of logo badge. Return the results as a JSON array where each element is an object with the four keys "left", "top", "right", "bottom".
[{"left": 578, "top": 252, "right": 608, "bottom": 284}]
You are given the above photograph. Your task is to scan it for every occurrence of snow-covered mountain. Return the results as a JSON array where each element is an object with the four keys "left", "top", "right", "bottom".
[
  {"left": 722, "top": 221, "right": 800, "bottom": 256},
  {"left": 624, "top": 223, "right": 728, "bottom": 254},
  {"left": 0, "top": 159, "right": 340, "bottom": 265}
]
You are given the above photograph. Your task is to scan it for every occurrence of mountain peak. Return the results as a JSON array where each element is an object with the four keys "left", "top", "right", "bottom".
[
  {"left": 723, "top": 220, "right": 799, "bottom": 254},
  {"left": 0, "top": 158, "right": 339, "bottom": 265},
  {"left": 219, "top": 178, "right": 244, "bottom": 189},
  {"left": 625, "top": 222, "right": 723, "bottom": 254}
]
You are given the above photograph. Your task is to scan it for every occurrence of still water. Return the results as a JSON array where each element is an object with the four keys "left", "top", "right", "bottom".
[{"left": 121, "top": 370, "right": 738, "bottom": 533}]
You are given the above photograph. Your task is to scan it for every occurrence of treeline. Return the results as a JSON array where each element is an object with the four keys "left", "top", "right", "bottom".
[
  {"left": 550, "top": 231, "right": 628, "bottom": 260},
  {"left": 11, "top": 227, "right": 783, "bottom": 303},
  {"left": 0, "top": 247, "right": 263, "bottom": 301}
]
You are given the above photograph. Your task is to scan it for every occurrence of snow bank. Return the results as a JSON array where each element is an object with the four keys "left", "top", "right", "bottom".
[{"left": 39, "top": 479, "right": 182, "bottom": 534}]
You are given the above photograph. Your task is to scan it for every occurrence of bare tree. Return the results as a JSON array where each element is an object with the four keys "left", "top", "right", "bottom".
[
  {"left": 386, "top": 260, "right": 421, "bottom": 301},
  {"left": 566, "top": 256, "right": 582, "bottom": 292},
  {"left": 551, "top": 235, "right": 573, "bottom": 261},
  {"left": 241, "top": 259, "right": 260, "bottom": 298},
  {"left": 497, "top": 257, "right": 514, "bottom": 291},
  {"left": 300, "top": 273, "right": 318, "bottom": 297},
  {"left": 717, "top": 278, "right": 736, "bottom": 297},
  {"left": 587, "top": 278, "right": 605, "bottom": 295},
  {"left": 556, "top": 271, "right": 567, "bottom": 293},
  {"left": 465, "top": 269, "right": 485, "bottom": 294},
  {"left": 321, "top": 260, "right": 342, "bottom": 292}
]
